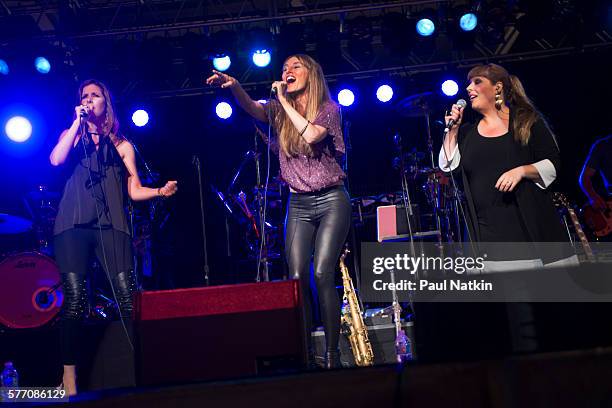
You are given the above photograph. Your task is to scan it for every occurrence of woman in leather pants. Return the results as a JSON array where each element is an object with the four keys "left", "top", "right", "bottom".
[
  {"left": 207, "top": 55, "right": 351, "bottom": 369},
  {"left": 50, "top": 79, "right": 177, "bottom": 395}
]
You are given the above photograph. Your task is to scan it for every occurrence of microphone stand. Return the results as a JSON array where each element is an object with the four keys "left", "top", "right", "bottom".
[
  {"left": 193, "top": 155, "right": 210, "bottom": 286},
  {"left": 252, "top": 132, "right": 269, "bottom": 282},
  {"left": 342, "top": 118, "right": 363, "bottom": 308},
  {"left": 124, "top": 136, "right": 161, "bottom": 289}
]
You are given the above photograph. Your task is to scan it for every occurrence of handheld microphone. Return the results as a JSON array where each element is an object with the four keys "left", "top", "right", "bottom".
[
  {"left": 271, "top": 78, "right": 294, "bottom": 95},
  {"left": 444, "top": 99, "right": 467, "bottom": 133},
  {"left": 79, "top": 106, "right": 89, "bottom": 118}
]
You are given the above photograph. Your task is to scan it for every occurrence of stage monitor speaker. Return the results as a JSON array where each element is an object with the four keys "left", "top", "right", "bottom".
[{"left": 134, "top": 280, "right": 306, "bottom": 386}]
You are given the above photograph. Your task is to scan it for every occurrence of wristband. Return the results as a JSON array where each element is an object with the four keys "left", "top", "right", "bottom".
[{"left": 299, "top": 120, "right": 310, "bottom": 136}]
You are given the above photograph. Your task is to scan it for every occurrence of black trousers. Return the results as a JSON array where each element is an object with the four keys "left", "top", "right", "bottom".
[
  {"left": 54, "top": 227, "right": 134, "bottom": 365},
  {"left": 284, "top": 185, "right": 352, "bottom": 352}
]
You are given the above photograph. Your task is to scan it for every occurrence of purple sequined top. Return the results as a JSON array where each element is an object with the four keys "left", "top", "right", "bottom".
[{"left": 263, "top": 99, "right": 346, "bottom": 193}]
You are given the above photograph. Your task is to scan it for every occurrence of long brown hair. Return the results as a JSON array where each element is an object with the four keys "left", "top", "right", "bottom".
[
  {"left": 467, "top": 63, "right": 540, "bottom": 146},
  {"left": 275, "top": 54, "right": 332, "bottom": 157},
  {"left": 77, "top": 79, "right": 123, "bottom": 146}
]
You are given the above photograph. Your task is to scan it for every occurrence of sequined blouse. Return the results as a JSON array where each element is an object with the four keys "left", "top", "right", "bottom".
[{"left": 264, "top": 99, "right": 346, "bottom": 193}]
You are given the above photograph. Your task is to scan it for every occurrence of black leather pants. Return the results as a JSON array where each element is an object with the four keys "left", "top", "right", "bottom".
[
  {"left": 55, "top": 228, "right": 134, "bottom": 365},
  {"left": 285, "top": 185, "right": 352, "bottom": 353}
]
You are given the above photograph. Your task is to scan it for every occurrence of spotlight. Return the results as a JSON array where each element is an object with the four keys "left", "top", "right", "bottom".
[
  {"left": 132, "top": 110, "right": 150, "bottom": 127},
  {"left": 216, "top": 102, "right": 233, "bottom": 119},
  {"left": 459, "top": 13, "right": 478, "bottom": 32},
  {"left": 337, "top": 89, "right": 355, "bottom": 107},
  {"left": 441, "top": 80, "right": 459, "bottom": 97},
  {"left": 416, "top": 18, "right": 436, "bottom": 36},
  {"left": 252, "top": 49, "right": 271, "bottom": 68},
  {"left": 212, "top": 55, "right": 231, "bottom": 72},
  {"left": 0, "top": 59, "right": 9, "bottom": 75},
  {"left": 5, "top": 116, "right": 32, "bottom": 143},
  {"left": 376, "top": 85, "right": 394, "bottom": 103},
  {"left": 34, "top": 57, "right": 51, "bottom": 74}
]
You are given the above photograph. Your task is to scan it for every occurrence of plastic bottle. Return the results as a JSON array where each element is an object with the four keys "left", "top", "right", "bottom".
[{"left": 1, "top": 361, "right": 19, "bottom": 387}]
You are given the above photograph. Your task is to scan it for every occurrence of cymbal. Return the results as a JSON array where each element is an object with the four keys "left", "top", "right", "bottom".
[
  {"left": 0, "top": 213, "right": 33, "bottom": 234},
  {"left": 396, "top": 92, "right": 437, "bottom": 117}
]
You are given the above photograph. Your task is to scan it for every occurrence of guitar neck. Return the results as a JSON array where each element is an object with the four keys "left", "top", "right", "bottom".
[{"left": 567, "top": 208, "right": 594, "bottom": 261}]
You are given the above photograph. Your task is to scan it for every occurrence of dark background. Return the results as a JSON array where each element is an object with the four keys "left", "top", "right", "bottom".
[{"left": 0, "top": 0, "right": 611, "bottom": 289}]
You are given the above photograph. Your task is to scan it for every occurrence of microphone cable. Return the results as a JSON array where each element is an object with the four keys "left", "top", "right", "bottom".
[{"left": 78, "top": 115, "right": 134, "bottom": 352}]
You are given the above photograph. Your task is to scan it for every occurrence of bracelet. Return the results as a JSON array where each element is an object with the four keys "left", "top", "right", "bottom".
[
  {"left": 298, "top": 120, "right": 310, "bottom": 136},
  {"left": 157, "top": 187, "right": 164, "bottom": 197}
]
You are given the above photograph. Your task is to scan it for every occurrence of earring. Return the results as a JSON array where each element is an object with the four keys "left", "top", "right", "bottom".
[{"left": 495, "top": 91, "right": 503, "bottom": 110}]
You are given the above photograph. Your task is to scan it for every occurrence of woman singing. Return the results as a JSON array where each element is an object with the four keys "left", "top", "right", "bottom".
[
  {"left": 50, "top": 79, "right": 177, "bottom": 395},
  {"left": 439, "top": 63, "right": 574, "bottom": 267},
  {"left": 206, "top": 54, "right": 351, "bottom": 369}
]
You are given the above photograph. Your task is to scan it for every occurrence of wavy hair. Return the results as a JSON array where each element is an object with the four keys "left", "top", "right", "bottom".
[
  {"left": 467, "top": 63, "right": 541, "bottom": 146},
  {"left": 77, "top": 79, "right": 123, "bottom": 146},
  {"left": 274, "top": 54, "right": 331, "bottom": 157}
]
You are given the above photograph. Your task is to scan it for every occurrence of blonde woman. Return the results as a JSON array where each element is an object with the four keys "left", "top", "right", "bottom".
[{"left": 207, "top": 55, "right": 350, "bottom": 368}]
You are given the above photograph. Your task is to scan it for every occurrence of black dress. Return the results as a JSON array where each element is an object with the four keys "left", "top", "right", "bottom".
[{"left": 451, "top": 116, "right": 571, "bottom": 263}]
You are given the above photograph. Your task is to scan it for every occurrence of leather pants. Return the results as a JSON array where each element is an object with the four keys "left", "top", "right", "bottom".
[{"left": 285, "top": 185, "right": 352, "bottom": 354}]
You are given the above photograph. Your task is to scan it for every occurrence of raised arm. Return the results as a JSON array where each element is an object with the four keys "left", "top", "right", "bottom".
[
  {"left": 117, "top": 140, "right": 177, "bottom": 201},
  {"left": 271, "top": 81, "right": 329, "bottom": 145},
  {"left": 439, "top": 104, "right": 464, "bottom": 172},
  {"left": 206, "top": 70, "right": 267, "bottom": 122},
  {"left": 49, "top": 106, "right": 89, "bottom": 166}
]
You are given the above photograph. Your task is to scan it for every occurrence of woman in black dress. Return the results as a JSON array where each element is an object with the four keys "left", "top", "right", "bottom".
[
  {"left": 439, "top": 63, "right": 573, "bottom": 266},
  {"left": 50, "top": 79, "right": 177, "bottom": 395}
]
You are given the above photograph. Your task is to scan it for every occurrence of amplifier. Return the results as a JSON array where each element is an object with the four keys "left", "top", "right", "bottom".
[{"left": 134, "top": 280, "right": 306, "bottom": 385}]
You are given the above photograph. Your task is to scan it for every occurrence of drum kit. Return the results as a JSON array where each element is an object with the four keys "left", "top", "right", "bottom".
[
  {"left": 353, "top": 91, "right": 465, "bottom": 244},
  {"left": 0, "top": 186, "right": 63, "bottom": 330}
]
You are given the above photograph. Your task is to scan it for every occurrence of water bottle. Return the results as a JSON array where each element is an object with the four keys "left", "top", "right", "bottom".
[
  {"left": 1, "top": 361, "right": 19, "bottom": 387},
  {"left": 395, "top": 331, "right": 413, "bottom": 363}
]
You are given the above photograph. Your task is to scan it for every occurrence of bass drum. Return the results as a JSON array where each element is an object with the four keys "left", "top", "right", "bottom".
[{"left": 0, "top": 252, "right": 63, "bottom": 329}]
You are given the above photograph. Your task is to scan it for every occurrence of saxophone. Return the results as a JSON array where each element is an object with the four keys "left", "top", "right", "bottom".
[{"left": 339, "top": 248, "right": 374, "bottom": 367}]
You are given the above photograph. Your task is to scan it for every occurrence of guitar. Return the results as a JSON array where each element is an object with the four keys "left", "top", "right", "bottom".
[
  {"left": 582, "top": 200, "right": 612, "bottom": 238},
  {"left": 553, "top": 192, "right": 595, "bottom": 261}
]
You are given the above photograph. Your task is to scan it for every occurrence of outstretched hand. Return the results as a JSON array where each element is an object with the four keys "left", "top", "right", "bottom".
[
  {"left": 205, "top": 70, "right": 237, "bottom": 89},
  {"left": 159, "top": 180, "right": 178, "bottom": 197}
]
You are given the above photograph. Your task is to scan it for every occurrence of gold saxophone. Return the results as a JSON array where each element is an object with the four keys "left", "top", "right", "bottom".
[{"left": 339, "top": 248, "right": 374, "bottom": 367}]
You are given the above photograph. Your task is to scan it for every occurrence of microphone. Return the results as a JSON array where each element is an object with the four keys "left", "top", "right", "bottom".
[
  {"left": 271, "top": 78, "right": 294, "bottom": 95},
  {"left": 79, "top": 106, "right": 89, "bottom": 118},
  {"left": 444, "top": 99, "right": 467, "bottom": 133}
]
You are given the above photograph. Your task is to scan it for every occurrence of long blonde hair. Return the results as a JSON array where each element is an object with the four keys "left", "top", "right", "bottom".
[
  {"left": 275, "top": 54, "right": 332, "bottom": 157},
  {"left": 77, "top": 79, "right": 123, "bottom": 146},
  {"left": 467, "top": 64, "right": 540, "bottom": 146}
]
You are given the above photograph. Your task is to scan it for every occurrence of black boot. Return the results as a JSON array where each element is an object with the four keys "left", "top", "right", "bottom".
[{"left": 324, "top": 350, "right": 341, "bottom": 369}]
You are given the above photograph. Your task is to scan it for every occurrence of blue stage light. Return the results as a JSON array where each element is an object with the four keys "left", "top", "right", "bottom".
[
  {"left": 132, "top": 110, "right": 150, "bottom": 127},
  {"left": 213, "top": 55, "right": 232, "bottom": 72},
  {"left": 376, "top": 85, "right": 394, "bottom": 103},
  {"left": 460, "top": 13, "right": 478, "bottom": 32},
  {"left": 337, "top": 89, "right": 355, "bottom": 107},
  {"left": 34, "top": 57, "right": 51, "bottom": 74},
  {"left": 5, "top": 116, "right": 32, "bottom": 143},
  {"left": 0, "top": 59, "right": 9, "bottom": 75},
  {"left": 216, "top": 102, "right": 233, "bottom": 119},
  {"left": 441, "top": 80, "right": 459, "bottom": 97},
  {"left": 416, "top": 18, "right": 436, "bottom": 36},
  {"left": 252, "top": 50, "right": 271, "bottom": 67}
]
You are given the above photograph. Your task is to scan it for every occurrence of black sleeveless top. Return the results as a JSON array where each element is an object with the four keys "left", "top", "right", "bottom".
[{"left": 53, "top": 132, "right": 131, "bottom": 237}]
